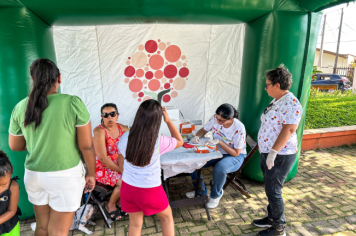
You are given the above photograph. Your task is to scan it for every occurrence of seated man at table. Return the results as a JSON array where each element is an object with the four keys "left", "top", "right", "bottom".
[{"left": 187, "top": 103, "right": 247, "bottom": 208}]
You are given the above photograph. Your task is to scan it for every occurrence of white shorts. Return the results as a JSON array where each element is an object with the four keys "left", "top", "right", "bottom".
[{"left": 24, "top": 161, "right": 86, "bottom": 212}]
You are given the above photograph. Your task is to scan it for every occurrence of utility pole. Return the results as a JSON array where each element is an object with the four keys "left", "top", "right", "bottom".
[
  {"left": 333, "top": 8, "right": 344, "bottom": 74},
  {"left": 318, "top": 14, "right": 327, "bottom": 67}
]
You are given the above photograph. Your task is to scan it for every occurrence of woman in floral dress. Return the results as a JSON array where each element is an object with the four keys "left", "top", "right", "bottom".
[{"left": 93, "top": 103, "right": 129, "bottom": 221}]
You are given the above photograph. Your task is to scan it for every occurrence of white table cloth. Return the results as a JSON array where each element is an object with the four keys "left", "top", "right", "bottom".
[{"left": 160, "top": 147, "right": 223, "bottom": 179}]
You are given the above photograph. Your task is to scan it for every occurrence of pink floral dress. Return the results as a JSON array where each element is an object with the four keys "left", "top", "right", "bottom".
[{"left": 95, "top": 124, "right": 123, "bottom": 187}]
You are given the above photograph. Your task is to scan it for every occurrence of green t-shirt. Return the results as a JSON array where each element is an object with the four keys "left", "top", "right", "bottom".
[{"left": 9, "top": 94, "right": 90, "bottom": 172}]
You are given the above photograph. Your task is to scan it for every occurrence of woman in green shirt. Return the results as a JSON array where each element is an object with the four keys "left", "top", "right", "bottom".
[{"left": 8, "top": 59, "right": 96, "bottom": 236}]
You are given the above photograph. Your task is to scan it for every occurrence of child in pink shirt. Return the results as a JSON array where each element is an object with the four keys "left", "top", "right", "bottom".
[{"left": 118, "top": 99, "right": 183, "bottom": 236}]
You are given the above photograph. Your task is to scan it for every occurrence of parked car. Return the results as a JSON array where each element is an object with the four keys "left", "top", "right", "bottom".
[{"left": 311, "top": 73, "right": 351, "bottom": 91}]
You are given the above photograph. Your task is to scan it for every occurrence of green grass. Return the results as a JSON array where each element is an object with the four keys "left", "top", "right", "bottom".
[{"left": 304, "top": 89, "right": 356, "bottom": 129}]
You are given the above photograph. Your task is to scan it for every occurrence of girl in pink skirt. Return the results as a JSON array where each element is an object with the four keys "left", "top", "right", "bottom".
[{"left": 118, "top": 100, "right": 183, "bottom": 236}]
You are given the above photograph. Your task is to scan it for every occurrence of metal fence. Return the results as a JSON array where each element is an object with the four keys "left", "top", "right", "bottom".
[{"left": 334, "top": 67, "right": 355, "bottom": 79}]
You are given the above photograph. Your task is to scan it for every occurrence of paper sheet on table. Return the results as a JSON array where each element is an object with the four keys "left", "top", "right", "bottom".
[
  {"left": 187, "top": 137, "right": 211, "bottom": 146},
  {"left": 160, "top": 147, "right": 222, "bottom": 179}
]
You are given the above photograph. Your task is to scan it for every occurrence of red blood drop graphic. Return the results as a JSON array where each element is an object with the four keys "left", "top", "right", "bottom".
[
  {"left": 124, "top": 66, "right": 135, "bottom": 77},
  {"left": 163, "top": 94, "right": 171, "bottom": 103},
  {"left": 138, "top": 92, "right": 144, "bottom": 98},
  {"left": 164, "top": 65, "right": 177, "bottom": 79},
  {"left": 145, "top": 40, "right": 158, "bottom": 53},
  {"left": 164, "top": 83, "right": 170, "bottom": 89},
  {"left": 179, "top": 67, "right": 189, "bottom": 78},
  {"left": 145, "top": 71, "right": 153, "bottom": 80}
]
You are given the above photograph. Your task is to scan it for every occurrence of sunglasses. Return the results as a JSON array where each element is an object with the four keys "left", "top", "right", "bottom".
[
  {"left": 101, "top": 111, "right": 118, "bottom": 118},
  {"left": 265, "top": 83, "right": 273, "bottom": 89},
  {"left": 263, "top": 103, "right": 274, "bottom": 114}
]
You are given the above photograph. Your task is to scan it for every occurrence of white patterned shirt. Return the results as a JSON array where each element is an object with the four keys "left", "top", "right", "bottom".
[
  {"left": 258, "top": 92, "right": 303, "bottom": 154},
  {"left": 204, "top": 115, "right": 247, "bottom": 155}
]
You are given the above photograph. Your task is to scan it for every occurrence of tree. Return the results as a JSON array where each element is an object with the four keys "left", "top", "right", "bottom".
[
  {"left": 312, "top": 66, "right": 323, "bottom": 80},
  {"left": 124, "top": 40, "right": 189, "bottom": 104}
]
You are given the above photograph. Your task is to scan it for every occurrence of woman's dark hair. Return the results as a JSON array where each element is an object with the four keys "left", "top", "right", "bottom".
[
  {"left": 0, "top": 150, "right": 13, "bottom": 178},
  {"left": 216, "top": 103, "right": 239, "bottom": 120},
  {"left": 100, "top": 103, "right": 118, "bottom": 123},
  {"left": 126, "top": 99, "right": 162, "bottom": 167},
  {"left": 24, "top": 59, "right": 60, "bottom": 129},
  {"left": 265, "top": 64, "right": 293, "bottom": 90}
]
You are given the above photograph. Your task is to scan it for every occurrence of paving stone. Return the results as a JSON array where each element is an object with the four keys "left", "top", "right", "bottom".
[
  {"left": 188, "top": 225, "right": 208, "bottom": 232},
  {"left": 145, "top": 216, "right": 155, "bottom": 227},
  {"left": 141, "top": 227, "right": 156, "bottom": 235},
  {"left": 216, "top": 222, "right": 231, "bottom": 234},
  {"left": 174, "top": 221, "right": 195, "bottom": 228},
  {"left": 304, "top": 223, "right": 321, "bottom": 236},
  {"left": 229, "top": 226, "right": 242, "bottom": 235},
  {"left": 319, "top": 227, "right": 339, "bottom": 234},
  {"left": 294, "top": 225, "right": 314, "bottom": 236},
  {"left": 345, "top": 214, "right": 356, "bottom": 224},
  {"left": 201, "top": 229, "right": 222, "bottom": 236},
  {"left": 311, "top": 221, "right": 331, "bottom": 227},
  {"left": 105, "top": 227, "right": 115, "bottom": 235},
  {"left": 116, "top": 227, "right": 125, "bottom": 236}
]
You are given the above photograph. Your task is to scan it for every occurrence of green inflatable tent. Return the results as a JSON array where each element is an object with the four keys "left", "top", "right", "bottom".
[{"left": 0, "top": 0, "right": 351, "bottom": 218}]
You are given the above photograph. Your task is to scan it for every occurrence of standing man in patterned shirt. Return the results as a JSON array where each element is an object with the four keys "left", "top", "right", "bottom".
[{"left": 253, "top": 65, "right": 303, "bottom": 236}]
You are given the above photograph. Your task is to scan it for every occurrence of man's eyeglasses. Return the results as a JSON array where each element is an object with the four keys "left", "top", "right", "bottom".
[
  {"left": 263, "top": 103, "right": 274, "bottom": 114},
  {"left": 265, "top": 83, "right": 273, "bottom": 89},
  {"left": 102, "top": 111, "right": 118, "bottom": 118}
]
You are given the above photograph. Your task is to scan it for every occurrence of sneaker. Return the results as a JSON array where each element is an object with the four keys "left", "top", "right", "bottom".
[
  {"left": 253, "top": 217, "right": 273, "bottom": 228},
  {"left": 258, "top": 226, "right": 286, "bottom": 236},
  {"left": 186, "top": 191, "right": 196, "bottom": 198},
  {"left": 207, "top": 190, "right": 223, "bottom": 209}
]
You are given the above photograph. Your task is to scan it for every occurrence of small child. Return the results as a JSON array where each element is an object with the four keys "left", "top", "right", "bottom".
[
  {"left": 118, "top": 100, "right": 183, "bottom": 236},
  {"left": 0, "top": 150, "right": 22, "bottom": 236}
]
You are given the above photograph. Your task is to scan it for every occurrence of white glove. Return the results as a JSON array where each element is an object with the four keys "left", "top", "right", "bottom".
[
  {"left": 191, "top": 136, "right": 200, "bottom": 144},
  {"left": 266, "top": 149, "right": 278, "bottom": 170},
  {"left": 206, "top": 139, "right": 220, "bottom": 146}
]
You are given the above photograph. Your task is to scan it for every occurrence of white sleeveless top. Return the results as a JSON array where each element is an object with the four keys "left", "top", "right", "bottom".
[{"left": 118, "top": 131, "right": 176, "bottom": 188}]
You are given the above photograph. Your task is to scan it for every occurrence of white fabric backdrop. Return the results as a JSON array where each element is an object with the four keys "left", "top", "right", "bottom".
[{"left": 53, "top": 24, "right": 245, "bottom": 129}]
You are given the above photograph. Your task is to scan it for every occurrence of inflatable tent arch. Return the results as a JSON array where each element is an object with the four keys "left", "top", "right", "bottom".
[{"left": 0, "top": 0, "right": 351, "bottom": 218}]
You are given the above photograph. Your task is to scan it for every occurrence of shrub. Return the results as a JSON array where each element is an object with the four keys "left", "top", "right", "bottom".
[{"left": 304, "top": 88, "right": 356, "bottom": 129}]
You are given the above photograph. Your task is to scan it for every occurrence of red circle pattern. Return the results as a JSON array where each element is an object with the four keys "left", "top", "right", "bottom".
[
  {"left": 124, "top": 66, "right": 135, "bottom": 77},
  {"left": 179, "top": 67, "right": 189, "bottom": 78},
  {"left": 164, "top": 83, "right": 170, "bottom": 89},
  {"left": 129, "top": 79, "right": 143, "bottom": 93},
  {"left": 138, "top": 92, "right": 144, "bottom": 98},
  {"left": 149, "top": 55, "right": 164, "bottom": 70},
  {"left": 145, "top": 71, "right": 153, "bottom": 80},
  {"left": 145, "top": 40, "right": 158, "bottom": 53},
  {"left": 164, "top": 65, "right": 178, "bottom": 79},
  {"left": 163, "top": 94, "right": 171, "bottom": 103},
  {"left": 148, "top": 80, "right": 160, "bottom": 91}
]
